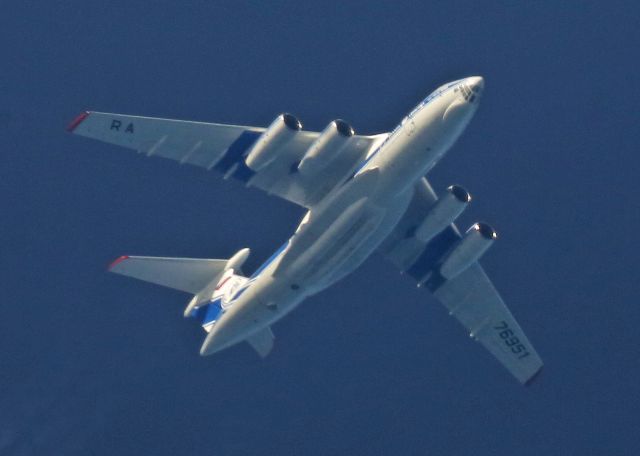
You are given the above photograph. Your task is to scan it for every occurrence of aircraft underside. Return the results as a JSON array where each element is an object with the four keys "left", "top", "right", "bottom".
[{"left": 69, "top": 76, "right": 544, "bottom": 385}]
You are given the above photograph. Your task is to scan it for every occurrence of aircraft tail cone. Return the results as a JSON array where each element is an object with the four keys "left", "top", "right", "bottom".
[
  {"left": 199, "top": 326, "right": 237, "bottom": 356},
  {"left": 199, "top": 334, "right": 216, "bottom": 356}
]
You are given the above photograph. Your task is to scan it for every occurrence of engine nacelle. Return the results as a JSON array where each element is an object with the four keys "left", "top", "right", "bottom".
[
  {"left": 415, "top": 185, "right": 471, "bottom": 242},
  {"left": 245, "top": 113, "right": 302, "bottom": 171},
  {"left": 297, "top": 119, "right": 354, "bottom": 176},
  {"left": 439, "top": 222, "right": 496, "bottom": 279}
]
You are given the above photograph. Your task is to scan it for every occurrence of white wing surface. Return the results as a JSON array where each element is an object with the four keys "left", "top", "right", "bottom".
[
  {"left": 67, "top": 111, "right": 382, "bottom": 207},
  {"left": 108, "top": 255, "right": 227, "bottom": 294},
  {"left": 379, "top": 178, "right": 543, "bottom": 385}
]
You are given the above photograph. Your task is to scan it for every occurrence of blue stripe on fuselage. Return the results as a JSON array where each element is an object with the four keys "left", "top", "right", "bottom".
[
  {"left": 352, "top": 81, "right": 463, "bottom": 177},
  {"left": 190, "top": 242, "right": 289, "bottom": 319},
  {"left": 192, "top": 298, "right": 224, "bottom": 325},
  {"left": 191, "top": 241, "right": 290, "bottom": 324},
  {"left": 250, "top": 241, "right": 289, "bottom": 279}
]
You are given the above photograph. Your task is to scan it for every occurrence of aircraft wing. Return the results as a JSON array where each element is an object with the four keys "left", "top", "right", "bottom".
[
  {"left": 67, "top": 111, "right": 383, "bottom": 207},
  {"left": 379, "top": 178, "right": 543, "bottom": 385}
]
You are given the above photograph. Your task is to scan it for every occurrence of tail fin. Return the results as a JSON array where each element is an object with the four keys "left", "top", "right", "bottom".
[{"left": 246, "top": 326, "right": 275, "bottom": 358}]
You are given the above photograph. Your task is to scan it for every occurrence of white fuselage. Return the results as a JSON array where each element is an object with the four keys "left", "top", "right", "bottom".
[{"left": 200, "top": 76, "right": 484, "bottom": 355}]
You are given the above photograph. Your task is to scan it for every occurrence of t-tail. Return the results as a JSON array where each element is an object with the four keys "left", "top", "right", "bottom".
[{"left": 108, "top": 248, "right": 274, "bottom": 357}]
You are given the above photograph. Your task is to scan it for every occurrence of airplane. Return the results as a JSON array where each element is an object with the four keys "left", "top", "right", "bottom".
[{"left": 67, "top": 76, "right": 543, "bottom": 385}]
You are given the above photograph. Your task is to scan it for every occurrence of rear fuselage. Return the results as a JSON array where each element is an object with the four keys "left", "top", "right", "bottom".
[{"left": 200, "top": 76, "right": 484, "bottom": 355}]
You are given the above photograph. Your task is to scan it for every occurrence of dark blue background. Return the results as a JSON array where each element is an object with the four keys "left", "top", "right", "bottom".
[{"left": 2, "top": 1, "right": 639, "bottom": 454}]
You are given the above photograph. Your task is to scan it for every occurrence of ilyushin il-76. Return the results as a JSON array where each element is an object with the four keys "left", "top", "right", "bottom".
[{"left": 68, "top": 76, "right": 543, "bottom": 385}]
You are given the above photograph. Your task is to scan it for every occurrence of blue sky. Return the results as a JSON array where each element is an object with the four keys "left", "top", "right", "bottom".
[{"left": 2, "top": 1, "right": 639, "bottom": 454}]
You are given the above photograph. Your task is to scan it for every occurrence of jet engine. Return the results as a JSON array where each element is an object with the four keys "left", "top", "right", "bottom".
[
  {"left": 415, "top": 185, "right": 471, "bottom": 242},
  {"left": 439, "top": 222, "right": 496, "bottom": 279},
  {"left": 297, "top": 119, "right": 355, "bottom": 176},
  {"left": 245, "top": 113, "right": 302, "bottom": 171}
]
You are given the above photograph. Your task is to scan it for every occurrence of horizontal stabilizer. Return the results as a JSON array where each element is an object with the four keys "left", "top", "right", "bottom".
[
  {"left": 108, "top": 256, "right": 228, "bottom": 294},
  {"left": 246, "top": 327, "right": 275, "bottom": 358}
]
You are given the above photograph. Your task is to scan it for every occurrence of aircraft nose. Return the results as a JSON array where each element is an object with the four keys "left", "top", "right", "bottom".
[
  {"left": 467, "top": 76, "right": 484, "bottom": 92},
  {"left": 466, "top": 76, "right": 484, "bottom": 100},
  {"left": 443, "top": 77, "right": 484, "bottom": 122}
]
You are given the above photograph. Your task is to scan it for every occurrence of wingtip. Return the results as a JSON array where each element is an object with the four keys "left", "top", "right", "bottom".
[
  {"left": 66, "top": 111, "right": 90, "bottom": 132},
  {"left": 524, "top": 365, "right": 544, "bottom": 387},
  {"left": 108, "top": 255, "right": 129, "bottom": 270}
]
